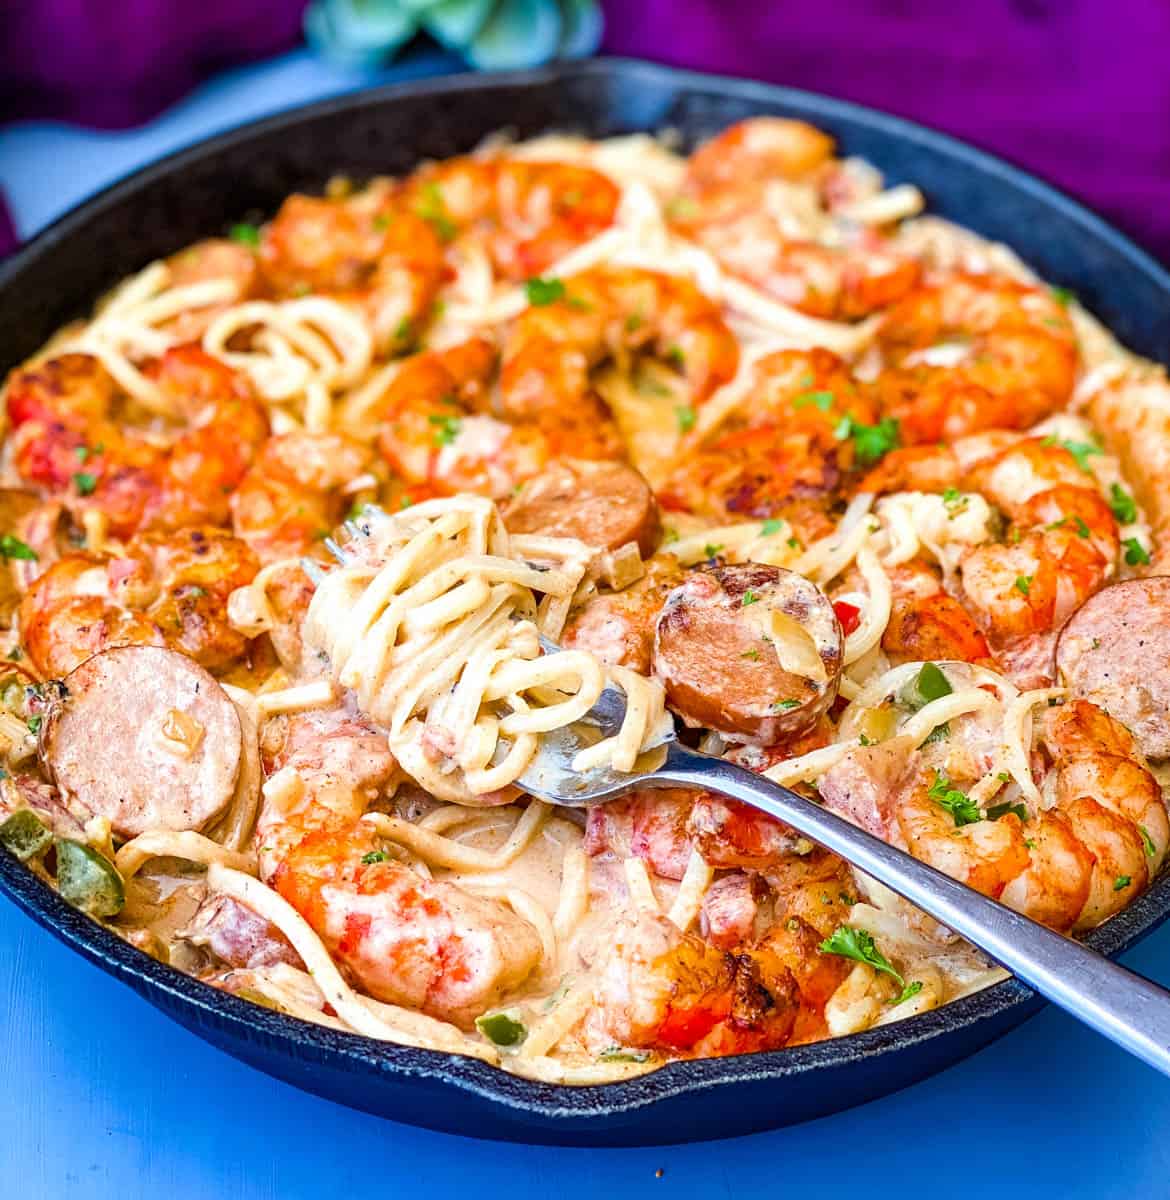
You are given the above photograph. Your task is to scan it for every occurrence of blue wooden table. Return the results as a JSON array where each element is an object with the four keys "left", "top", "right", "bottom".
[{"left": 3, "top": 48, "right": 1170, "bottom": 1199}]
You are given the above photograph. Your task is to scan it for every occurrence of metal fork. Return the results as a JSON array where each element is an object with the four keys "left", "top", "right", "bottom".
[
  {"left": 321, "top": 533, "right": 1170, "bottom": 1073},
  {"left": 519, "top": 637, "right": 1170, "bottom": 1077}
]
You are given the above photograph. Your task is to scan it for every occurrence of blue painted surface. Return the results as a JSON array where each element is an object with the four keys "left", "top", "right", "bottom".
[{"left": 2, "top": 48, "right": 1169, "bottom": 1196}]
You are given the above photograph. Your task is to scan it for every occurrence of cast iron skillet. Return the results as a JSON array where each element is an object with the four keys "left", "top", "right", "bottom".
[{"left": 2, "top": 58, "right": 1170, "bottom": 1147}]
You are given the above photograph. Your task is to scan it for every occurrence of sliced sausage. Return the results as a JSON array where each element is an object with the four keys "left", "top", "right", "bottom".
[
  {"left": 43, "top": 645, "right": 242, "bottom": 838},
  {"left": 561, "top": 554, "right": 684, "bottom": 672},
  {"left": 503, "top": 459, "right": 660, "bottom": 555},
  {"left": 653, "top": 563, "right": 843, "bottom": 742},
  {"left": 1055, "top": 576, "right": 1170, "bottom": 760}
]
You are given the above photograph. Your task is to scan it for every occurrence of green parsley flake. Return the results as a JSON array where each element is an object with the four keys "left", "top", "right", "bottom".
[
  {"left": 773, "top": 699, "right": 800, "bottom": 711},
  {"left": 927, "top": 769, "right": 981, "bottom": 826},
  {"left": 1042, "top": 435, "right": 1101, "bottom": 474},
  {"left": 703, "top": 543, "right": 723, "bottom": 559},
  {"left": 361, "top": 850, "right": 389, "bottom": 865},
  {"left": 741, "top": 649, "right": 761, "bottom": 660},
  {"left": 820, "top": 926, "right": 916, "bottom": 1003},
  {"left": 1114, "top": 875, "right": 1132, "bottom": 892},
  {"left": 666, "top": 345, "right": 686, "bottom": 369},
  {"left": 1124, "top": 537, "right": 1151, "bottom": 566},
  {"left": 1073, "top": 515, "right": 1091, "bottom": 539},
  {"left": 1140, "top": 825, "right": 1158, "bottom": 857},
  {"left": 427, "top": 414, "right": 462, "bottom": 447},
  {"left": 741, "top": 590, "right": 760, "bottom": 606},
  {"left": 910, "top": 661, "right": 952, "bottom": 707},
  {"left": 26, "top": 715, "right": 42, "bottom": 736},
  {"left": 524, "top": 276, "right": 565, "bottom": 306},
  {"left": 760, "top": 518, "right": 783, "bottom": 536},
  {"left": 229, "top": 222, "right": 260, "bottom": 247},
  {"left": 73, "top": 472, "right": 97, "bottom": 496},
  {"left": 1109, "top": 483, "right": 1137, "bottom": 525},
  {"left": 942, "top": 487, "right": 969, "bottom": 518},
  {"left": 0, "top": 534, "right": 37, "bottom": 562},
  {"left": 416, "top": 183, "right": 457, "bottom": 242},
  {"left": 1013, "top": 574, "right": 1033, "bottom": 596},
  {"left": 835, "top": 415, "right": 901, "bottom": 465},
  {"left": 1050, "top": 286, "right": 1076, "bottom": 307},
  {"left": 793, "top": 390, "right": 834, "bottom": 413},
  {"left": 675, "top": 405, "right": 697, "bottom": 433}
]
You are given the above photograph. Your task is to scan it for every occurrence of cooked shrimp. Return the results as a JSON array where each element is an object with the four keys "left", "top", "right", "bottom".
[
  {"left": 875, "top": 273, "right": 1077, "bottom": 442},
  {"left": 255, "top": 706, "right": 539, "bottom": 1026},
  {"left": 675, "top": 118, "right": 920, "bottom": 320},
  {"left": 401, "top": 157, "right": 620, "bottom": 280},
  {"left": 260, "top": 185, "right": 444, "bottom": 351},
  {"left": 6, "top": 347, "right": 269, "bottom": 537},
  {"left": 500, "top": 267, "right": 739, "bottom": 423},
  {"left": 376, "top": 335, "right": 622, "bottom": 499},
  {"left": 595, "top": 911, "right": 798, "bottom": 1054},
  {"left": 274, "top": 820, "right": 543, "bottom": 1027},
  {"left": 659, "top": 348, "right": 874, "bottom": 535},
  {"left": 880, "top": 561, "right": 993, "bottom": 665},
  {"left": 231, "top": 432, "right": 373, "bottom": 562},
  {"left": 959, "top": 439, "right": 1118, "bottom": 643},
  {"left": 20, "top": 525, "right": 258, "bottom": 677}
]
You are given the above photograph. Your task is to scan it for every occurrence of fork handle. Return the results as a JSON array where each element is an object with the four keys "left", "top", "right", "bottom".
[{"left": 653, "top": 742, "right": 1170, "bottom": 1076}]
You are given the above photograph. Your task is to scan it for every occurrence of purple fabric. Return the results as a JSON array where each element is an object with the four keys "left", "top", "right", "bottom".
[
  {"left": 602, "top": 0, "right": 1170, "bottom": 263},
  {"left": 0, "top": 0, "right": 305, "bottom": 128},
  {"left": 0, "top": 0, "right": 1167, "bottom": 261}
]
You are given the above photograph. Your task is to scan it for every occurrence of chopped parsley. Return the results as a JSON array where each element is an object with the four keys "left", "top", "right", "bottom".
[
  {"left": 703, "top": 543, "right": 723, "bottom": 559},
  {"left": 427, "top": 414, "right": 462, "bottom": 447},
  {"left": 361, "top": 850, "right": 389, "bottom": 864},
  {"left": 1140, "top": 826, "right": 1158, "bottom": 857},
  {"left": 1050, "top": 286, "right": 1076, "bottom": 307},
  {"left": 1123, "top": 537, "right": 1151, "bottom": 566},
  {"left": 834, "top": 415, "right": 901, "bottom": 465},
  {"left": 773, "top": 699, "right": 800, "bottom": 712},
  {"left": 26, "top": 715, "right": 42, "bottom": 736},
  {"left": 525, "top": 276, "right": 565, "bottom": 306},
  {"left": 787, "top": 536, "right": 802, "bottom": 549},
  {"left": 760, "top": 518, "right": 783, "bottom": 536},
  {"left": 942, "top": 487, "right": 969, "bottom": 518},
  {"left": 819, "top": 926, "right": 921, "bottom": 1004},
  {"left": 1041, "top": 435, "right": 1101, "bottom": 474},
  {"left": 1109, "top": 483, "right": 1137, "bottom": 525},
  {"left": 923, "top": 722, "right": 951, "bottom": 745},
  {"left": 1072, "top": 515, "right": 1091, "bottom": 539},
  {"left": 741, "top": 649, "right": 761, "bottom": 660},
  {"left": 416, "top": 182, "right": 457, "bottom": 242},
  {"left": 1114, "top": 875, "right": 1132, "bottom": 892},
  {"left": 793, "top": 390, "right": 835, "bottom": 413},
  {"left": 72, "top": 472, "right": 97, "bottom": 496},
  {"left": 928, "top": 769, "right": 981, "bottom": 826},
  {"left": 665, "top": 344, "right": 686, "bottom": 369},
  {"left": 741, "top": 590, "right": 760, "bottom": 606},
  {"left": 675, "top": 405, "right": 697, "bottom": 433},
  {"left": 1013, "top": 574, "right": 1033, "bottom": 596},
  {"left": 229, "top": 222, "right": 261, "bottom": 247},
  {"left": 0, "top": 534, "right": 37, "bottom": 562}
]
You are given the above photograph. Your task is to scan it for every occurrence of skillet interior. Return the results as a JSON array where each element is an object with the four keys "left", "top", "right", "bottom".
[{"left": 2, "top": 57, "right": 1170, "bottom": 1146}]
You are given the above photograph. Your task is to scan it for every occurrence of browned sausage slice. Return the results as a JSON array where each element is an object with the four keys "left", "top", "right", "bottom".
[
  {"left": 1056, "top": 576, "right": 1170, "bottom": 759},
  {"left": 561, "top": 555, "right": 684, "bottom": 672},
  {"left": 503, "top": 459, "right": 660, "bottom": 556},
  {"left": 43, "top": 645, "right": 242, "bottom": 838},
  {"left": 653, "top": 563, "right": 843, "bottom": 742}
]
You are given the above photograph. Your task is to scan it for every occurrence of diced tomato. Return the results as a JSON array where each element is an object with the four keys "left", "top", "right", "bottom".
[{"left": 833, "top": 599, "right": 861, "bottom": 636}]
